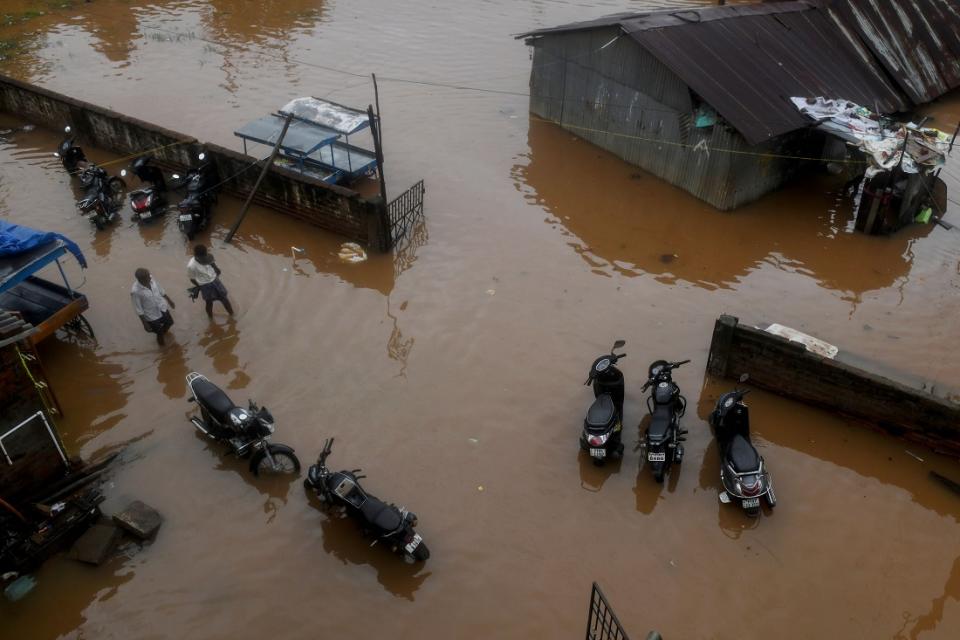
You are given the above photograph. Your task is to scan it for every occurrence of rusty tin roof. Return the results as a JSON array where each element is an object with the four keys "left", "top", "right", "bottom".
[{"left": 519, "top": 1, "right": 932, "bottom": 145}]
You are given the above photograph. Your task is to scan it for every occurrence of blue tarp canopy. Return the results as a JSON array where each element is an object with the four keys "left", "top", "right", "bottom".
[{"left": 0, "top": 221, "right": 86, "bottom": 294}]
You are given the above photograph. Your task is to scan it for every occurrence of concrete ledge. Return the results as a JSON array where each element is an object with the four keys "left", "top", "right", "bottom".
[{"left": 708, "top": 314, "right": 960, "bottom": 457}]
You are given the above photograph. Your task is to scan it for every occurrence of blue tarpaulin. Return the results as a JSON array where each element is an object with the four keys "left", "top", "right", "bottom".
[{"left": 0, "top": 220, "right": 86, "bottom": 268}]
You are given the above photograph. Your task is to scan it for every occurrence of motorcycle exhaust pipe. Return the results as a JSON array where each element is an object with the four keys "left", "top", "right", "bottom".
[{"left": 190, "top": 416, "right": 213, "bottom": 437}]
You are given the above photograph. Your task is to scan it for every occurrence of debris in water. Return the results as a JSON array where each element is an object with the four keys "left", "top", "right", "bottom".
[
  {"left": 291, "top": 246, "right": 305, "bottom": 260},
  {"left": 468, "top": 438, "right": 479, "bottom": 444},
  {"left": 3, "top": 575, "right": 36, "bottom": 602},
  {"left": 659, "top": 254, "right": 677, "bottom": 264},
  {"left": 477, "top": 485, "right": 484, "bottom": 492},
  {"left": 905, "top": 450, "right": 924, "bottom": 462},
  {"left": 486, "top": 289, "right": 496, "bottom": 296},
  {"left": 338, "top": 242, "right": 367, "bottom": 263}
]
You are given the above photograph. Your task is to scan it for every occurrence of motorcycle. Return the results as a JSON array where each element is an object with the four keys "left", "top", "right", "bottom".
[
  {"left": 122, "top": 155, "right": 168, "bottom": 222},
  {"left": 185, "top": 372, "right": 300, "bottom": 476},
  {"left": 709, "top": 374, "right": 777, "bottom": 517},
  {"left": 175, "top": 152, "right": 219, "bottom": 239},
  {"left": 640, "top": 359, "right": 690, "bottom": 482},
  {"left": 580, "top": 339, "right": 627, "bottom": 465},
  {"left": 74, "top": 166, "right": 125, "bottom": 230},
  {"left": 305, "top": 438, "right": 430, "bottom": 562},
  {"left": 54, "top": 126, "right": 87, "bottom": 174}
]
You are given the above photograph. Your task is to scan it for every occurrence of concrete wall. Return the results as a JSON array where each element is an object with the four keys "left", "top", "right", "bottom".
[
  {"left": 707, "top": 315, "right": 960, "bottom": 457},
  {"left": 527, "top": 31, "right": 816, "bottom": 210},
  {"left": 0, "top": 75, "right": 388, "bottom": 249}
]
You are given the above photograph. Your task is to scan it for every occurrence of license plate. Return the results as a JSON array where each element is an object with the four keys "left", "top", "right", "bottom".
[
  {"left": 404, "top": 533, "right": 422, "bottom": 554},
  {"left": 742, "top": 498, "right": 760, "bottom": 509},
  {"left": 589, "top": 448, "right": 606, "bottom": 458},
  {"left": 648, "top": 451, "right": 666, "bottom": 462},
  {"left": 140, "top": 212, "right": 151, "bottom": 219},
  {"left": 178, "top": 214, "right": 193, "bottom": 222}
]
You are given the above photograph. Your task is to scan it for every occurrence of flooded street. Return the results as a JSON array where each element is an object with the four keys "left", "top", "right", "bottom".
[{"left": 1, "top": 0, "right": 960, "bottom": 638}]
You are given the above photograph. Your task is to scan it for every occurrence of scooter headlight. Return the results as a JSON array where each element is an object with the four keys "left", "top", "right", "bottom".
[{"left": 53, "top": 151, "right": 60, "bottom": 157}]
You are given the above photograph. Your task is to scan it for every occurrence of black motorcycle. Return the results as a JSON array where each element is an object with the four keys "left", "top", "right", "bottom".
[
  {"left": 75, "top": 166, "right": 125, "bottom": 230},
  {"left": 640, "top": 359, "right": 689, "bottom": 482},
  {"left": 580, "top": 339, "right": 627, "bottom": 465},
  {"left": 709, "top": 374, "right": 777, "bottom": 517},
  {"left": 176, "top": 152, "right": 219, "bottom": 239},
  {"left": 54, "top": 125, "right": 87, "bottom": 174},
  {"left": 185, "top": 372, "right": 300, "bottom": 476},
  {"left": 305, "top": 438, "right": 430, "bottom": 562},
  {"left": 123, "top": 155, "right": 168, "bottom": 222}
]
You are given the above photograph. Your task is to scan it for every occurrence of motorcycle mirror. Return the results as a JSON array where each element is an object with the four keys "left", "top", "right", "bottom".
[
  {"left": 198, "top": 152, "right": 206, "bottom": 161},
  {"left": 64, "top": 126, "right": 71, "bottom": 133},
  {"left": 172, "top": 173, "right": 180, "bottom": 179},
  {"left": 53, "top": 152, "right": 59, "bottom": 157},
  {"left": 612, "top": 339, "right": 626, "bottom": 351},
  {"left": 739, "top": 373, "right": 750, "bottom": 383},
  {"left": 120, "top": 169, "right": 127, "bottom": 177}
]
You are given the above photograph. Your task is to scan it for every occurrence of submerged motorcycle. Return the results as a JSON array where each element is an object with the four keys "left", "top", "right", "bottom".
[
  {"left": 75, "top": 165, "right": 125, "bottom": 230},
  {"left": 305, "top": 438, "right": 430, "bottom": 562},
  {"left": 580, "top": 340, "right": 626, "bottom": 465},
  {"left": 175, "top": 152, "right": 219, "bottom": 239},
  {"left": 641, "top": 359, "right": 689, "bottom": 482},
  {"left": 123, "top": 155, "right": 168, "bottom": 222},
  {"left": 54, "top": 126, "right": 87, "bottom": 174},
  {"left": 185, "top": 372, "right": 300, "bottom": 476},
  {"left": 709, "top": 374, "right": 777, "bottom": 516}
]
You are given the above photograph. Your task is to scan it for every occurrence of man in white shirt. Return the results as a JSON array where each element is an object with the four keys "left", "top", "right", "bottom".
[
  {"left": 130, "top": 268, "right": 176, "bottom": 345},
  {"left": 187, "top": 244, "right": 234, "bottom": 318}
]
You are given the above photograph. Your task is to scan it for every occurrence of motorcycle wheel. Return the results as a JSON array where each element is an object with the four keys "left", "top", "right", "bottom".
[
  {"left": 93, "top": 217, "right": 105, "bottom": 231},
  {"left": 255, "top": 449, "right": 300, "bottom": 476},
  {"left": 107, "top": 176, "right": 126, "bottom": 195},
  {"left": 79, "top": 170, "right": 94, "bottom": 187},
  {"left": 411, "top": 541, "right": 430, "bottom": 562},
  {"left": 653, "top": 463, "right": 665, "bottom": 483}
]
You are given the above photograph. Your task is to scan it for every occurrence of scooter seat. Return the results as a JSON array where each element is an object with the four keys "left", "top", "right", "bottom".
[
  {"left": 192, "top": 377, "right": 236, "bottom": 423},
  {"left": 647, "top": 405, "right": 672, "bottom": 442},
  {"left": 585, "top": 394, "right": 615, "bottom": 429},
  {"left": 727, "top": 434, "right": 760, "bottom": 473},
  {"left": 360, "top": 497, "right": 402, "bottom": 532}
]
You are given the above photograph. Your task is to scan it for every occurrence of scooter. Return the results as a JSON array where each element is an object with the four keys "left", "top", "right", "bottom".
[
  {"left": 176, "top": 152, "right": 219, "bottom": 240},
  {"left": 185, "top": 372, "right": 300, "bottom": 476},
  {"left": 580, "top": 340, "right": 626, "bottom": 465},
  {"left": 54, "top": 126, "right": 88, "bottom": 174},
  {"left": 305, "top": 438, "right": 430, "bottom": 562},
  {"left": 123, "top": 155, "right": 168, "bottom": 222},
  {"left": 640, "top": 359, "right": 689, "bottom": 482},
  {"left": 709, "top": 374, "right": 776, "bottom": 517}
]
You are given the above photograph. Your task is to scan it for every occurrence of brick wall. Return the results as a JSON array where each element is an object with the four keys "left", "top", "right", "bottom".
[
  {"left": 0, "top": 74, "right": 388, "bottom": 248},
  {"left": 707, "top": 315, "right": 960, "bottom": 457}
]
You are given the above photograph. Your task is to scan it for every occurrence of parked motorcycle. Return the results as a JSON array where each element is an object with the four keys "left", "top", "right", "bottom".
[
  {"left": 580, "top": 340, "right": 627, "bottom": 465},
  {"left": 122, "top": 155, "right": 168, "bottom": 222},
  {"left": 640, "top": 359, "right": 689, "bottom": 482},
  {"left": 185, "top": 372, "right": 300, "bottom": 476},
  {"left": 176, "top": 152, "right": 219, "bottom": 239},
  {"left": 709, "top": 374, "right": 776, "bottom": 516},
  {"left": 305, "top": 438, "right": 430, "bottom": 562},
  {"left": 54, "top": 126, "right": 87, "bottom": 174},
  {"left": 74, "top": 166, "right": 125, "bottom": 230}
]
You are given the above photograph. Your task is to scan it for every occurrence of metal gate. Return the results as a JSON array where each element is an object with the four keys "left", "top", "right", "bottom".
[
  {"left": 586, "top": 582, "right": 631, "bottom": 640},
  {"left": 387, "top": 179, "right": 425, "bottom": 248}
]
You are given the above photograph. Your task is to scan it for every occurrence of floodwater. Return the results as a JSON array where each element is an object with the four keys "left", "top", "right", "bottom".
[{"left": 1, "top": 0, "right": 959, "bottom": 638}]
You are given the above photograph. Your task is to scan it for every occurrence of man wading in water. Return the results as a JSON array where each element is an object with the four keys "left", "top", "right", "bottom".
[
  {"left": 187, "top": 244, "right": 234, "bottom": 318},
  {"left": 131, "top": 268, "right": 176, "bottom": 345}
]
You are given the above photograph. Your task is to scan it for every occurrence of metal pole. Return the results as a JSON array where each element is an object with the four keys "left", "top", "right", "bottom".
[
  {"left": 368, "top": 104, "right": 388, "bottom": 205},
  {"left": 224, "top": 112, "right": 294, "bottom": 244},
  {"left": 372, "top": 73, "right": 383, "bottom": 153},
  {"left": 951, "top": 119, "right": 959, "bottom": 153}
]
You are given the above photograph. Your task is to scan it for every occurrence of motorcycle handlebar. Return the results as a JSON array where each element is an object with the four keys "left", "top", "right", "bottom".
[{"left": 674, "top": 359, "right": 691, "bottom": 366}]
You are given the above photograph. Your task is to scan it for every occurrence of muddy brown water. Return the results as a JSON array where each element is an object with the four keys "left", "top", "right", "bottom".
[{"left": 1, "top": 1, "right": 959, "bottom": 638}]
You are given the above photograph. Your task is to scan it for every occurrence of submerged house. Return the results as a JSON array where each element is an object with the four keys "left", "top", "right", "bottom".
[{"left": 518, "top": 0, "right": 960, "bottom": 210}]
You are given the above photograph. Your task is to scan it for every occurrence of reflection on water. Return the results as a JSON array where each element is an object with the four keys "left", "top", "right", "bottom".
[
  {"left": 895, "top": 555, "right": 960, "bottom": 640},
  {"left": 513, "top": 119, "right": 931, "bottom": 300},
  {"left": 578, "top": 451, "right": 621, "bottom": 492}
]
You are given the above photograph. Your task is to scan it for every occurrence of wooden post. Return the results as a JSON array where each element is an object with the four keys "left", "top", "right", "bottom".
[
  {"left": 372, "top": 73, "right": 383, "bottom": 154},
  {"left": 707, "top": 314, "right": 738, "bottom": 377},
  {"left": 223, "top": 112, "right": 294, "bottom": 244},
  {"left": 367, "top": 104, "right": 390, "bottom": 252}
]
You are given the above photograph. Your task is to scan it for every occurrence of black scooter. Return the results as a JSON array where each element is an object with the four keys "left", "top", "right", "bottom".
[
  {"left": 709, "top": 374, "right": 776, "bottom": 516},
  {"left": 123, "top": 155, "right": 168, "bottom": 222},
  {"left": 176, "top": 152, "right": 219, "bottom": 239},
  {"left": 641, "top": 359, "right": 689, "bottom": 482},
  {"left": 54, "top": 126, "right": 87, "bottom": 174},
  {"left": 185, "top": 372, "right": 300, "bottom": 476},
  {"left": 305, "top": 438, "right": 430, "bottom": 562},
  {"left": 580, "top": 340, "right": 626, "bottom": 465}
]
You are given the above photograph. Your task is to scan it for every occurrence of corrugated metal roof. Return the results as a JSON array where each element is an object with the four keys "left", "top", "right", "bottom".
[
  {"left": 518, "top": 2, "right": 916, "bottom": 145},
  {"left": 820, "top": 0, "right": 960, "bottom": 105}
]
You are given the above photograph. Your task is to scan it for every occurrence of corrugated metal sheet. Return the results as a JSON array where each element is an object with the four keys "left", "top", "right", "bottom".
[
  {"left": 820, "top": 0, "right": 960, "bottom": 105},
  {"left": 520, "top": 2, "right": 909, "bottom": 145}
]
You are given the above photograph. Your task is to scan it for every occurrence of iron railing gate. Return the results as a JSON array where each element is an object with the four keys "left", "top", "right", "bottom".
[
  {"left": 387, "top": 179, "right": 425, "bottom": 248},
  {"left": 586, "top": 582, "right": 630, "bottom": 640}
]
